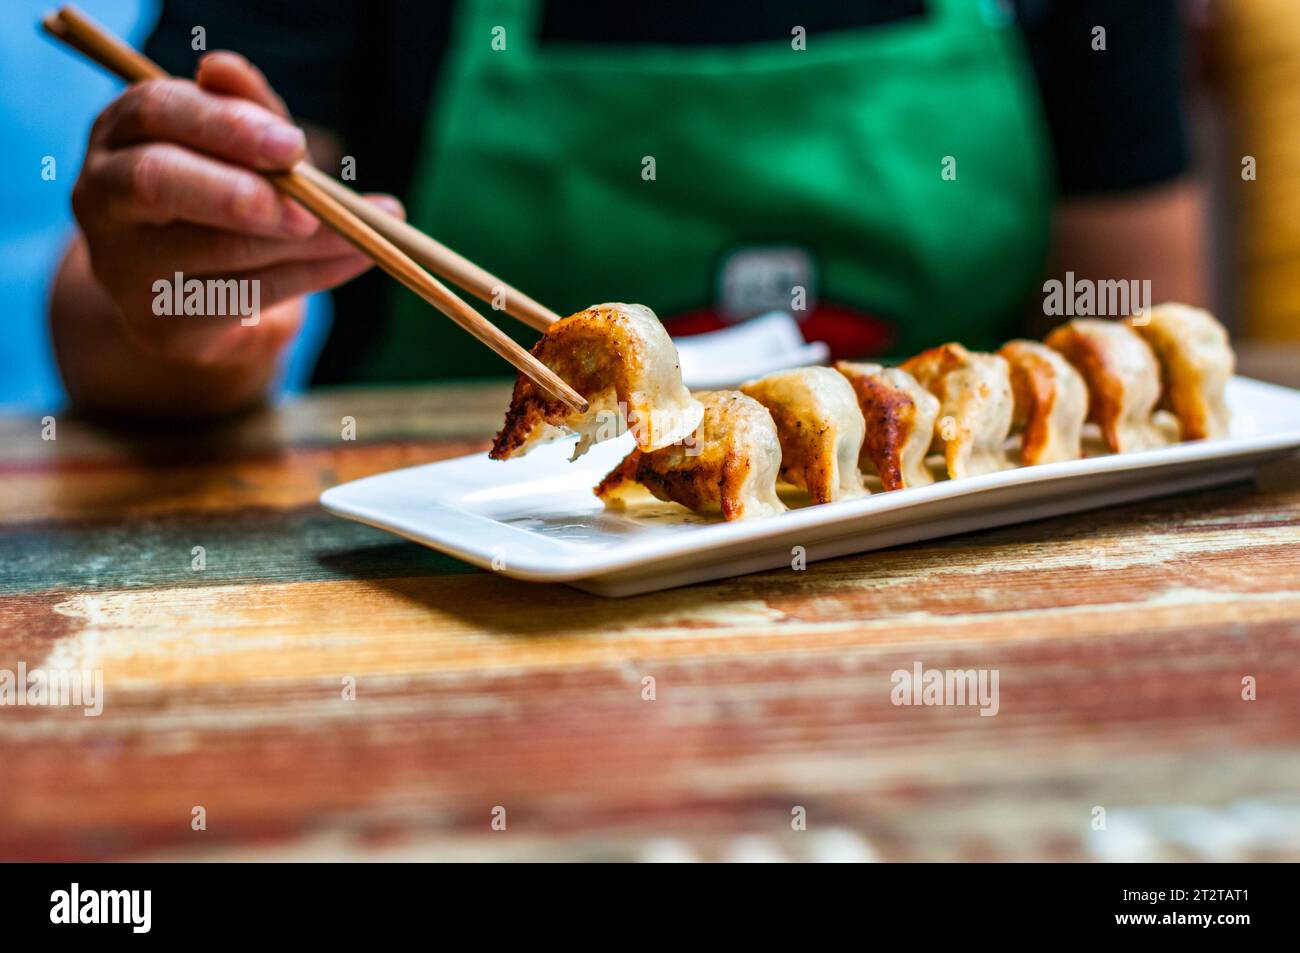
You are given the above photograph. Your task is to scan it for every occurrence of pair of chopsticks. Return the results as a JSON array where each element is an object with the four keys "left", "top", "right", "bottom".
[{"left": 41, "top": 5, "right": 587, "bottom": 414}]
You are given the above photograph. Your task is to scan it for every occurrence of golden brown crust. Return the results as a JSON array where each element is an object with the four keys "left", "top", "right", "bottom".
[
  {"left": 1043, "top": 326, "right": 1109, "bottom": 434},
  {"left": 899, "top": 343, "right": 971, "bottom": 388},
  {"left": 834, "top": 361, "right": 935, "bottom": 491},
  {"left": 1008, "top": 347, "right": 1053, "bottom": 463},
  {"left": 1127, "top": 304, "right": 1234, "bottom": 441},
  {"left": 592, "top": 448, "right": 643, "bottom": 500},
  {"left": 490, "top": 303, "right": 702, "bottom": 461},
  {"left": 490, "top": 368, "right": 563, "bottom": 461},
  {"left": 1045, "top": 319, "right": 1163, "bottom": 453},
  {"left": 856, "top": 376, "right": 912, "bottom": 491},
  {"left": 490, "top": 306, "right": 639, "bottom": 460},
  {"left": 740, "top": 368, "right": 866, "bottom": 504},
  {"left": 758, "top": 395, "right": 829, "bottom": 501},
  {"left": 594, "top": 391, "right": 785, "bottom": 521},
  {"left": 632, "top": 447, "right": 744, "bottom": 520},
  {"left": 901, "top": 343, "right": 1013, "bottom": 479},
  {"left": 997, "top": 340, "right": 1087, "bottom": 466}
]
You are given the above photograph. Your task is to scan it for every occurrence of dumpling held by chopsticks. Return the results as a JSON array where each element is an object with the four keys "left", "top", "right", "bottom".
[{"left": 490, "top": 303, "right": 703, "bottom": 461}]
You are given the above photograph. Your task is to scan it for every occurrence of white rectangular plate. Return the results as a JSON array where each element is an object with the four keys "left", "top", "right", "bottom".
[{"left": 322, "top": 377, "right": 1300, "bottom": 597}]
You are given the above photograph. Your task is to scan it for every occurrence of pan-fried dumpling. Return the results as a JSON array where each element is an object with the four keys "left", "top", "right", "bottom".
[
  {"left": 1045, "top": 318, "right": 1167, "bottom": 453},
  {"left": 1127, "top": 303, "right": 1234, "bottom": 441},
  {"left": 833, "top": 361, "right": 939, "bottom": 491},
  {"left": 998, "top": 340, "right": 1088, "bottom": 466},
  {"left": 595, "top": 391, "right": 786, "bottom": 521},
  {"left": 490, "top": 303, "right": 704, "bottom": 461},
  {"left": 740, "top": 367, "right": 867, "bottom": 504},
  {"left": 900, "top": 343, "right": 1013, "bottom": 479}
]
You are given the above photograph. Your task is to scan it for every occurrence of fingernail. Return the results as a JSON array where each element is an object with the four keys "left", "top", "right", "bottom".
[{"left": 259, "top": 124, "right": 305, "bottom": 163}]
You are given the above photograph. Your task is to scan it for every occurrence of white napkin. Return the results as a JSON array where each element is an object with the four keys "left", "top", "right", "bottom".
[{"left": 672, "top": 311, "right": 830, "bottom": 390}]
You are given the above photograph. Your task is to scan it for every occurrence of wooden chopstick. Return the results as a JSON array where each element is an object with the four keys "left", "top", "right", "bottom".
[
  {"left": 299, "top": 167, "right": 559, "bottom": 332},
  {"left": 43, "top": 5, "right": 165, "bottom": 82},
  {"left": 267, "top": 169, "right": 580, "bottom": 396},
  {"left": 47, "top": 5, "right": 559, "bottom": 334},
  {"left": 42, "top": 5, "right": 585, "bottom": 412}
]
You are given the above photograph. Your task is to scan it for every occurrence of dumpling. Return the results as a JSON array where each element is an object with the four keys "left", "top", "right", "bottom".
[
  {"left": 1044, "top": 318, "right": 1167, "bottom": 453},
  {"left": 490, "top": 303, "right": 704, "bottom": 461},
  {"left": 595, "top": 391, "right": 786, "bottom": 521},
  {"left": 900, "top": 343, "right": 1013, "bottom": 479},
  {"left": 740, "top": 367, "right": 867, "bottom": 503},
  {"left": 833, "top": 361, "right": 939, "bottom": 491},
  {"left": 1127, "top": 303, "right": 1234, "bottom": 441},
  {"left": 997, "top": 340, "right": 1088, "bottom": 466}
]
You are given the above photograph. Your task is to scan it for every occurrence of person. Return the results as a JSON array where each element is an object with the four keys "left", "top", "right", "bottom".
[{"left": 50, "top": 0, "right": 1207, "bottom": 420}]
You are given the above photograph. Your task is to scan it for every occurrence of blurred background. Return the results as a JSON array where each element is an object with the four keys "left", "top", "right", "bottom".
[{"left": 4, "top": 0, "right": 1299, "bottom": 410}]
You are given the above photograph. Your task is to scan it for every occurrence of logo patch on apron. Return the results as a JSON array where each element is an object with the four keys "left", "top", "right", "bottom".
[
  {"left": 663, "top": 245, "right": 895, "bottom": 361},
  {"left": 719, "top": 246, "right": 815, "bottom": 322}
]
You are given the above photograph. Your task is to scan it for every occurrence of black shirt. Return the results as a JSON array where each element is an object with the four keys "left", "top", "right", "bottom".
[{"left": 145, "top": 0, "right": 1191, "bottom": 383}]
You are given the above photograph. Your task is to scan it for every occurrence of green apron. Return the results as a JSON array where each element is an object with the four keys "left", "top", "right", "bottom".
[{"left": 358, "top": 0, "right": 1053, "bottom": 382}]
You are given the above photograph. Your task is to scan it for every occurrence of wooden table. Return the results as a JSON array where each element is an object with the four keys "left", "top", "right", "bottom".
[{"left": 2, "top": 373, "right": 1299, "bottom": 862}]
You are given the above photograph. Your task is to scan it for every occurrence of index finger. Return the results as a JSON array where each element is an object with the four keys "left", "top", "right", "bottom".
[{"left": 100, "top": 78, "right": 306, "bottom": 171}]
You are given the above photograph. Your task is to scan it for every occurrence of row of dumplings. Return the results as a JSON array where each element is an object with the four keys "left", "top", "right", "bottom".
[{"left": 594, "top": 302, "right": 1235, "bottom": 520}]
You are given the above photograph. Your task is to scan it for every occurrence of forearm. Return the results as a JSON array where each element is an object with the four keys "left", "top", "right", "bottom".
[
  {"left": 1031, "top": 177, "right": 1210, "bottom": 337},
  {"left": 50, "top": 234, "right": 298, "bottom": 421}
]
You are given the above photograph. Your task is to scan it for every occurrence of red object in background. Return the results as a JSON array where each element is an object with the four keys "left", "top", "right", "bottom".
[{"left": 663, "top": 304, "right": 895, "bottom": 361}]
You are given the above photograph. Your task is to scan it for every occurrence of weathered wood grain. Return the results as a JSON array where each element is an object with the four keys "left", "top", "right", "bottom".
[
  {"left": 0, "top": 509, "right": 471, "bottom": 597},
  {"left": 0, "top": 440, "right": 490, "bottom": 525},
  {"left": 0, "top": 382, "right": 511, "bottom": 463},
  {"left": 1, "top": 382, "right": 1298, "bottom": 861}
]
